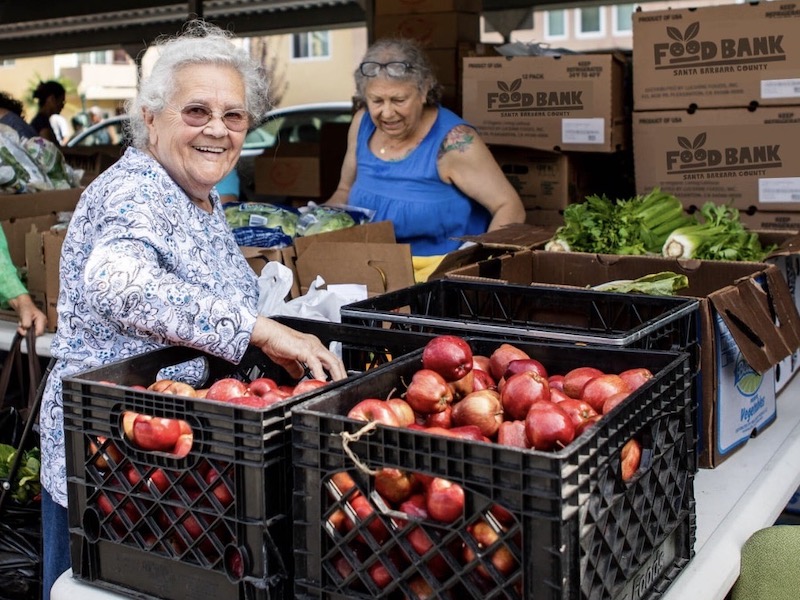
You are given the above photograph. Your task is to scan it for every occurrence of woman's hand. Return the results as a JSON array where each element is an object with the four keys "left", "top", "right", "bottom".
[
  {"left": 249, "top": 316, "right": 347, "bottom": 382},
  {"left": 8, "top": 293, "right": 48, "bottom": 336}
]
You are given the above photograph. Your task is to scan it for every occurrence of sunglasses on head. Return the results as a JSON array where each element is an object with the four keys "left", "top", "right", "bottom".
[
  {"left": 175, "top": 103, "right": 249, "bottom": 132},
  {"left": 359, "top": 61, "right": 414, "bottom": 77}
]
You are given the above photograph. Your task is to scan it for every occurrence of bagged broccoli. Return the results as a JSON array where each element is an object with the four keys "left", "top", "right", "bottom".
[
  {"left": 296, "top": 203, "right": 374, "bottom": 237},
  {"left": 224, "top": 202, "right": 299, "bottom": 237},
  {"left": 232, "top": 226, "right": 293, "bottom": 248},
  {"left": 22, "top": 137, "right": 77, "bottom": 189}
]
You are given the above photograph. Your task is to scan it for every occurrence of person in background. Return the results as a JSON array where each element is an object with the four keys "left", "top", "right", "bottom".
[
  {"left": 0, "top": 91, "right": 37, "bottom": 139},
  {"left": 86, "top": 105, "right": 117, "bottom": 144},
  {"left": 49, "top": 113, "right": 70, "bottom": 145},
  {"left": 69, "top": 113, "right": 88, "bottom": 141},
  {"left": 28, "top": 80, "right": 66, "bottom": 145},
  {"left": 326, "top": 37, "right": 525, "bottom": 281},
  {"left": 38, "top": 20, "right": 346, "bottom": 599},
  {"left": 0, "top": 227, "right": 47, "bottom": 336}
]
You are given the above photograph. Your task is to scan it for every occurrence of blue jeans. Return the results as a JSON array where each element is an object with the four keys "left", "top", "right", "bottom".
[{"left": 41, "top": 488, "right": 70, "bottom": 600}]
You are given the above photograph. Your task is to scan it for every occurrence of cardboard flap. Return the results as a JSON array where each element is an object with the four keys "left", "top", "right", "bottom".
[
  {"left": 294, "top": 241, "right": 414, "bottom": 296},
  {"left": 293, "top": 221, "right": 397, "bottom": 257},
  {"left": 710, "top": 265, "right": 800, "bottom": 373},
  {"left": 457, "top": 223, "right": 557, "bottom": 250}
]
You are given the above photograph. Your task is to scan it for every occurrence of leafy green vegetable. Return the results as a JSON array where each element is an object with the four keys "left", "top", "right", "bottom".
[
  {"left": 0, "top": 443, "right": 41, "bottom": 504},
  {"left": 662, "top": 202, "right": 776, "bottom": 261},
  {"left": 592, "top": 272, "right": 689, "bottom": 296},
  {"left": 547, "top": 188, "right": 696, "bottom": 255}
]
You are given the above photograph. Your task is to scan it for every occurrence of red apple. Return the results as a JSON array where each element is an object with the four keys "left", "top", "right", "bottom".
[
  {"left": 148, "top": 379, "right": 196, "bottom": 397},
  {"left": 500, "top": 370, "right": 551, "bottom": 421},
  {"left": 448, "top": 369, "right": 475, "bottom": 400},
  {"left": 422, "top": 335, "right": 473, "bottom": 382},
  {"left": 404, "top": 369, "right": 453, "bottom": 414},
  {"left": 292, "top": 378, "right": 328, "bottom": 395},
  {"left": 345, "top": 494, "right": 390, "bottom": 545},
  {"left": 489, "top": 343, "right": 530, "bottom": 381},
  {"left": 548, "top": 374, "right": 566, "bottom": 392},
  {"left": 556, "top": 398, "right": 599, "bottom": 430},
  {"left": 601, "top": 391, "right": 630, "bottom": 415},
  {"left": 398, "top": 492, "right": 428, "bottom": 520},
  {"left": 444, "top": 425, "right": 486, "bottom": 442},
  {"left": 132, "top": 417, "right": 181, "bottom": 451},
  {"left": 549, "top": 387, "right": 571, "bottom": 404},
  {"left": 463, "top": 519, "right": 518, "bottom": 579},
  {"left": 451, "top": 389, "right": 503, "bottom": 438},
  {"left": 425, "top": 477, "right": 464, "bottom": 524},
  {"left": 329, "top": 471, "right": 360, "bottom": 499},
  {"left": 406, "top": 575, "right": 436, "bottom": 599},
  {"left": 496, "top": 420, "right": 530, "bottom": 449},
  {"left": 503, "top": 358, "right": 548, "bottom": 381},
  {"left": 423, "top": 405, "right": 452, "bottom": 429},
  {"left": 368, "top": 561, "right": 392, "bottom": 589},
  {"left": 471, "top": 369, "right": 496, "bottom": 391},
  {"left": 581, "top": 374, "right": 631, "bottom": 413},
  {"left": 172, "top": 433, "right": 194, "bottom": 458},
  {"left": 122, "top": 411, "right": 141, "bottom": 440},
  {"left": 374, "top": 467, "right": 416, "bottom": 505},
  {"left": 621, "top": 438, "right": 642, "bottom": 481},
  {"left": 562, "top": 366, "right": 604, "bottom": 399},
  {"left": 524, "top": 400, "right": 575, "bottom": 451},
  {"left": 145, "top": 467, "right": 170, "bottom": 495},
  {"left": 247, "top": 377, "right": 278, "bottom": 397},
  {"left": 404, "top": 525, "right": 450, "bottom": 578},
  {"left": 473, "top": 355, "right": 491, "bottom": 374},
  {"left": 575, "top": 413, "right": 602, "bottom": 436},
  {"left": 227, "top": 391, "right": 289, "bottom": 408},
  {"left": 205, "top": 378, "right": 249, "bottom": 401},
  {"left": 618, "top": 367, "right": 654, "bottom": 392},
  {"left": 348, "top": 398, "right": 401, "bottom": 427},
  {"left": 205, "top": 466, "right": 234, "bottom": 506},
  {"left": 386, "top": 398, "right": 416, "bottom": 427}
]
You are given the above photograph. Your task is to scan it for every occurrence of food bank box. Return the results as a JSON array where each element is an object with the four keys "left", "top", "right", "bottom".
[
  {"left": 632, "top": 106, "right": 800, "bottom": 211},
  {"left": 61, "top": 319, "right": 434, "bottom": 600},
  {"left": 461, "top": 53, "right": 629, "bottom": 153},
  {"left": 632, "top": 2, "right": 800, "bottom": 111},
  {"left": 763, "top": 232, "right": 800, "bottom": 391},
  {"left": 292, "top": 339, "right": 695, "bottom": 599},
  {"left": 241, "top": 221, "right": 415, "bottom": 298},
  {"left": 443, "top": 250, "right": 800, "bottom": 468}
]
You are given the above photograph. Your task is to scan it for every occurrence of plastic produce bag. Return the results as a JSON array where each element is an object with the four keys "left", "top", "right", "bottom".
[
  {"left": 232, "top": 225, "right": 293, "bottom": 248},
  {"left": 224, "top": 202, "right": 299, "bottom": 236},
  {"left": 0, "top": 503, "right": 42, "bottom": 600},
  {"left": 295, "top": 203, "right": 375, "bottom": 237}
]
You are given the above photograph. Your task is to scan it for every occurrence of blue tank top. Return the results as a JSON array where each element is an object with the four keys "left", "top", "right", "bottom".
[{"left": 349, "top": 107, "right": 491, "bottom": 256}]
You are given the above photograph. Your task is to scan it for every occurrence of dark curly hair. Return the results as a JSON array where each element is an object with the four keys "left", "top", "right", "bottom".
[
  {"left": 0, "top": 91, "right": 25, "bottom": 116},
  {"left": 32, "top": 80, "right": 65, "bottom": 106}
]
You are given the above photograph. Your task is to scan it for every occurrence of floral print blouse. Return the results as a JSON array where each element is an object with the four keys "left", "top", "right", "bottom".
[{"left": 40, "top": 147, "right": 259, "bottom": 507}]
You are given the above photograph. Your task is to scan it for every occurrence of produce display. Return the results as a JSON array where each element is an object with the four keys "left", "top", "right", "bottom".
[
  {"left": 545, "top": 188, "right": 776, "bottom": 261},
  {"left": 0, "top": 443, "right": 40, "bottom": 504},
  {"left": 292, "top": 335, "right": 696, "bottom": 599},
  {"left": 0, "top": 124, "right": 83, "bottom": 192}
]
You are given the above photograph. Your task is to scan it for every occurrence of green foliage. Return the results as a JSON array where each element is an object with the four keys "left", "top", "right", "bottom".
[{"left": 0, "top": 443, "right": 41, "bottom": 504}]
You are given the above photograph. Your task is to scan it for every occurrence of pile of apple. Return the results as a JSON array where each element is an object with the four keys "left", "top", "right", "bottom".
[
  {"left": 85, "top": 435, "right": 246, "bottom": 576},
  {"left": 321, "top": 335, "right": 652, "bottom": 596},
  {"left": 346, "top": 335, "right": 646, "bottom": 481}
]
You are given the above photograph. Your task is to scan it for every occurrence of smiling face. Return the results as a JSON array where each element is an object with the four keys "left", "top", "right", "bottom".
[
  {"left": 144, "top": 63, "right": 247, "bottom": 204},
  {"left": 364, "top": 78, "right": 427, "bottom": 142}
]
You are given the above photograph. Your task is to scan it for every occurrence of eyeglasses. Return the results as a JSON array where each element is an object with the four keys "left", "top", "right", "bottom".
[
  {"left": 359, "top": 61, "right": 414, "bottom": 77},
  {"left": 175, "top": 103, "right": 250, "bottom": 132}
]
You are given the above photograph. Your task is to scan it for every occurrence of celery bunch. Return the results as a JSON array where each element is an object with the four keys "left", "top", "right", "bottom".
[
  {"left": 546, "top": 188, "right": 695, "bottom": 255},
  {"left": 662, "top": 203, "right": 775, "bottom": 261}
]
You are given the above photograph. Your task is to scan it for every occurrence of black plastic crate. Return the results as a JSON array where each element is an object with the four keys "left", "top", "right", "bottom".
[
  {"left": 62, "top": 319, "right": 433, "bottom": 600},
  {"left": 292, "top": 338, "right": 696, "bottom": 600},
  {"left": 340, "top": 279, "right": 699, "bottom": 352}
]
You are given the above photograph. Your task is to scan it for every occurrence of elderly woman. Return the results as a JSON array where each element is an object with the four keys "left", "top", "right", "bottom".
[
  {"left": 39, "top": 20, "right": 346, "bottom": 598},
  {"left": 327, "top": 38, "right": 525, "bottom": 277}
]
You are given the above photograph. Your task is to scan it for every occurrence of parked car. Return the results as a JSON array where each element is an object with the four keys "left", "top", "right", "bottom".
[{"left": 66, "top": 101, "right": 354, "bottom": 198}]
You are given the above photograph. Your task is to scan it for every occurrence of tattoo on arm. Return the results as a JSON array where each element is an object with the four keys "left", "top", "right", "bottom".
[{"left": 438, "top": 125, "right": 475, "bottom": 159}]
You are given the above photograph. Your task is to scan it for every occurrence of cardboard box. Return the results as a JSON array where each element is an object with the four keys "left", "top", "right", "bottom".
[
  {"left": 242, "top": 221, "right": 415, "bottom": 298},
  {"left": 764, "top": 233, "right": 800, "bottom": 391},
  {"left": 25, "top": 226, "right": 66, "bottom": 333},
  {"left": 374, "top": 12, "right": 480, "bottom": 48},
  {"left": 425, "top": 222, "right": 557, "bottom": 280},
  {"left": 445, "top": 249, "right": 800, "bottom": 468},
  {"left": 739, "top": 210, "right": 800, "bottom": 232},
  {"left": 0, "top": 188, "right": 80, "bottom": 267},
  {"left": 524, "top": 208, "right": 565, "bottom": 228},
  {"left": 375, "top": 0, "right": 482, "bottom": 14},
  {"left": 633, "top": 106, "right": 800, "bottom": 211},
  {"left": 462, "top": 53, "right": 629, "bottom": 152},
  {"left": 254, "top": 142, "right": 320, "bottom": 198},
  {"left": 632, "top": 2, "right": 800, "bottom": 111}
]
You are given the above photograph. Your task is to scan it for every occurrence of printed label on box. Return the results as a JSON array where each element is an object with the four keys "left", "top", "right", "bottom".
[
  {"left": 562, "top": 118, "right": 605, "bottom": 144},
  {"left": 758, "top": 177, "right": 800, "bottom": 204},
  {"left": 761, "top": 78, "right": 800, "bottom": 100},
  {"left": 715, "top": 314, "right": 776, "bottom": 454}
]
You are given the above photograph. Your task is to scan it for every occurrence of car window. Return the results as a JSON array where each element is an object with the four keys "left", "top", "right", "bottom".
[{"left": 243, "top": 109, "right": 351, "bottom": 151}]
